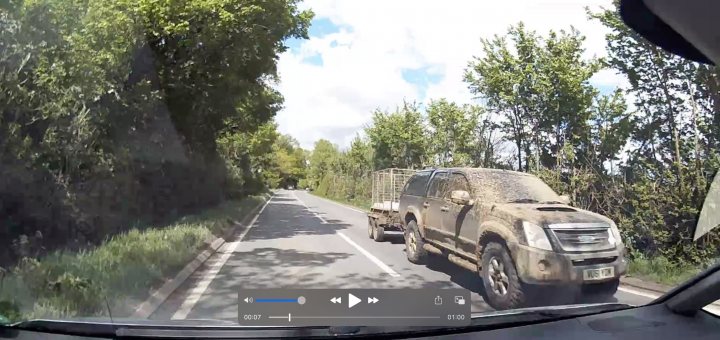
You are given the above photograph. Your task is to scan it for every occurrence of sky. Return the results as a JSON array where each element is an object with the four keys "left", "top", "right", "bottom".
[{"left": 275, "top": 0, "right": 628, "bottom": 150}]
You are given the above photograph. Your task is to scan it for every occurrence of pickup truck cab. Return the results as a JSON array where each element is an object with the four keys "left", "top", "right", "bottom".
[{"left": 398, "top": 167, "right": 627, "bottom": 310}]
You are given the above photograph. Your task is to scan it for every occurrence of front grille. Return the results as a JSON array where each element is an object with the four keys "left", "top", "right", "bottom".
[
  {"left": 572, "top": 257, "right": 617, "bottom": 266},
  {"left": 550, "top": 226, "right": 614, "bottom": 252}
]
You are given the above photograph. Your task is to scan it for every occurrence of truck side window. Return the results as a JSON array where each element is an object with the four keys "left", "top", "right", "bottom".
[
  {"left": 404, "top": 171, "right": 432, "bottom": 196},
  {"left": 427, "top": 172, "right": 448, "bottom": 198},
  {"left": 444, "top": 173, "right": 471, "bottom": 199}
]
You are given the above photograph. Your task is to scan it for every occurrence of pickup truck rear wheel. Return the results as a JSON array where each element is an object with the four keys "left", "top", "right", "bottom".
[
  {"left": 405, "top": 220, "right": 427, "bottom": 264},
  {"left": 481, "top": 242, "right": 526, "bottom": 310}
]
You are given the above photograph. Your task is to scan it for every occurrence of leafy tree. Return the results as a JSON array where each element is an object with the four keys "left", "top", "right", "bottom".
[
  {"left": 0, "top": 0, "right": 313, "bottom": 266},
  {"left": 465, "top": 23, "right": 604, "bottom": 172},
  {"left": 426, "top": 99, "right": 479, "bottom": 167},
  {"left": 308, "top": 139, "right": 340, "bottom": 189},
  {"left": 366, "top": 101, "right": 428, "bottom": 169}
]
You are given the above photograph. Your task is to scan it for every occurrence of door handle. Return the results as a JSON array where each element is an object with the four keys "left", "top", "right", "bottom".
[
  {"left": 423, "top": 202, "right": 430, "bottom": 208},
  {"left": 440, "top": 206, "right": 449, "bottom": 212}
]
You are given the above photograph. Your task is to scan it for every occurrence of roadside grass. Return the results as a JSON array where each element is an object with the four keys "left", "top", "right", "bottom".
[
  {"left": 0, "top": 195, "right": 266, "bottom": 322},
  {"left": 626, "top": 256, "right": 710, "bottom": 287},
  {"left": 311, "top": 192, "right": 370, "bottom": 211}
]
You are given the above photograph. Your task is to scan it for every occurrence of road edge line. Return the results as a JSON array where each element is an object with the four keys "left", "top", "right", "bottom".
[
  {"left": 171, "top": 195, "right": 273, "bottom": 319},
  {"left": 131, "top": 193, "right": 272, "bottom": 319},
  {"left": 337, "top": 232, "right": 401, "bottom": 278}
]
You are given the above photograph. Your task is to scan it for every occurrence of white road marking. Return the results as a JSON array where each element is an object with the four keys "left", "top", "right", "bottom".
[
  {"left": 618, "top": 286, "right": 720, "bottom": 315},
  {"left": 617, "top": 286, "right": 662, "bottom": 300},
  {"left": 171, "top": 196, "right": 273, "bottom": 320},
  {"left": 292, "top": 192, "right": 398, "bottom": 277},
  {"left": 293, "top": 192, "right": 328, "bottom": 223},
  {"left": 337, "top": 232, "right": 401, "bottom": 278}
]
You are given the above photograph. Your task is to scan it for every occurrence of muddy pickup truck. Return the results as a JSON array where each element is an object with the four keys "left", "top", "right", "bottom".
[{"left": 398, "top": 167, "right": 627, "bottom": 310}]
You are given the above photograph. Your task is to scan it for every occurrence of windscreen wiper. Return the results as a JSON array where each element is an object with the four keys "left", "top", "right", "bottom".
[
  {"left": 508, "top": 198, "right": 539, "bottom": 203},
  {"left": 539, "top": 200, "right": 563, "bottom": 204}
]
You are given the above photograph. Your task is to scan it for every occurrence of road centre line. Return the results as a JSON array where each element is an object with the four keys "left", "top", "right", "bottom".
[
  {"left": 337, "top": 232, "right": 401, "bottom": 278},
  {"left": 171, "top": 195, "right": 273, "bottom": 320},
  {"left": 292, "top": 191, "right": 328, "bottom": 223},
  {"left": 292, "top": 191, "right": 400, "bottom": 278}
]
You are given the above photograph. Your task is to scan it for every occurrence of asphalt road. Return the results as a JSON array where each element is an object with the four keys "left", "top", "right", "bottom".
[{"left": 151, "top": 189, "right": 658, "bottom": 321}]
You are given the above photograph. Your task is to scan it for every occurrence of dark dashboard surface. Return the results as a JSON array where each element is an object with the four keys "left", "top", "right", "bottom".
[{"left": 4, "top": 303, "right": 718, "bottom": 339}]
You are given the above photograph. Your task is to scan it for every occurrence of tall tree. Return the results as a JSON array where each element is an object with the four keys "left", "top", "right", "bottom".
[
  {"left": 308, "top": 139, "right": 340, "bottom": 188},
  {"left": 464, "top": 23, "right": 604, "bottom": 172},
  {"left": 365, "top": 101, "right": 428, "bottom": 169},
  {"left": 426, "top": 99, "right": 479, "bottom": 167}
]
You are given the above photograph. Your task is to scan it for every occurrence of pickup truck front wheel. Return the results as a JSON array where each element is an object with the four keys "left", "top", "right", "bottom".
[
  {"left": 405, "top": 220, "right": 427, "bottom": 264},
  {"left": 481, "top": 242, "right": 526, "bottom": 310}
]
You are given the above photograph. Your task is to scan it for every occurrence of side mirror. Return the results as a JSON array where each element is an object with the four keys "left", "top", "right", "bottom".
[
  {"left": 559, "top": 195, "right": 571, "bottom": 205},
  {"left": 450, "top": 190, "right": 473, "bottom": 205}
]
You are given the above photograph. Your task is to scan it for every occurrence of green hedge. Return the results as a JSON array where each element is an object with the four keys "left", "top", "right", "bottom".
[{"left": 0, "top": 196, "right": 265, "bottom": 322}]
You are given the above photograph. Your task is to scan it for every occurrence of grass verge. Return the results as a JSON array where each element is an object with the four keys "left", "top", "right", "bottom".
[
  {"left": 0, "top": 195, "right": 266, "bottom": 323},
  {"left": 626, "top": 256, "right": 709, "bottom": 287},
  {"left": 311, "top": 192, "right": 370, "bottom": 211}
]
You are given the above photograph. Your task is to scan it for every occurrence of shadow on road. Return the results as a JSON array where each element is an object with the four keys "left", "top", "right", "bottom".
[{"left": 243, "top": 200, "right": 352, "bottom": 240}]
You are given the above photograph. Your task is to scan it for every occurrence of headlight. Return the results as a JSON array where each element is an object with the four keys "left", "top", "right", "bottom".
[
  {"left": 608, "top": 222, "right": 622, "bottom": 246},
  {"left": 522, "top": 221, "right": 552, "bottom": 251}
]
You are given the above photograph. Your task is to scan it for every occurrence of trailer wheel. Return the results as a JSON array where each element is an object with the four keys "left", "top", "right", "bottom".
[
  {"left": 372, "top": 223, "right": 385, "bottom": 242},
  {"left": 367, "top": 217, "right": 375, "bottom": 239}
]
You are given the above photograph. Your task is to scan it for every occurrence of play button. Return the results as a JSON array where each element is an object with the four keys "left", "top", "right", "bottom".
[{"left": 348, "top": 293, "right": 361, "bottom": 308}]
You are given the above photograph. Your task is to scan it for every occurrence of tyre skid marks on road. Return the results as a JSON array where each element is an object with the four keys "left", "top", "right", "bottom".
[{"left": 170, "top": 195, "right": 273, "bottom": 320}]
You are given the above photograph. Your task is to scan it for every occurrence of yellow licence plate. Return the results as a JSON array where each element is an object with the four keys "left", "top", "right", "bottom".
[{"left": 583, "top": 267, "right": 614, "bottom": 281}]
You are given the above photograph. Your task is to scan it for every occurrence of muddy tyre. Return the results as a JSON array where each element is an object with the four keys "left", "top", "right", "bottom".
[
  {"left": 405, "top": 220, "right": 427, "bottom": 264},
  {"left": 372, "top": 223, "right": 385, "bottom": 242},
  {"left": 368, "top": 217, "right": 375, "bottom": 239},
  {"left": 481, "top": 242, "right": 526, "bottom": 310}
]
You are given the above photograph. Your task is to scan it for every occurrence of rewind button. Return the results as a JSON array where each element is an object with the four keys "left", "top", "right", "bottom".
[{"left": 330, "top": 297, "right": 342, "bottom": 304}]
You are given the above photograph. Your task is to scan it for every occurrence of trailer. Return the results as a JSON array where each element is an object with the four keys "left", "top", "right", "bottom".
[{"left": 367, "top": 168, "right": 416, "bottom": 241}]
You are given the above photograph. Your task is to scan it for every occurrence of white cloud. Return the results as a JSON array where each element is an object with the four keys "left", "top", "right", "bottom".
[{"left": 277, "top": 0, "right": 623, "bottom": 149}]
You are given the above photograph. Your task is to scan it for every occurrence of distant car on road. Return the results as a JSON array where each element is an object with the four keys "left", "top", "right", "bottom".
[{"left": 398, "top": 167, "right": 627, "bottom": 310}]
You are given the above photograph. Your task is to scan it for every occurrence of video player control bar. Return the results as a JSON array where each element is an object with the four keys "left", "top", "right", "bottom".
[{"left": 238, "top": 288, "right": 470, "bottom": 326}]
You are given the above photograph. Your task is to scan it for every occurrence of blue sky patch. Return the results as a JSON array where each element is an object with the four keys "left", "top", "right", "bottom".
[
  {"left": 285, "top": 17, "right": 350, "bottom": 54},
  {"left": 401, "top": 66, "right": 445, "bottom": 100},
  {"left": 302, "top": 52, "right": 323, "bottom": 66},
  {"left": 594, "top": 83, "right": 619, "bottom": 96}
]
